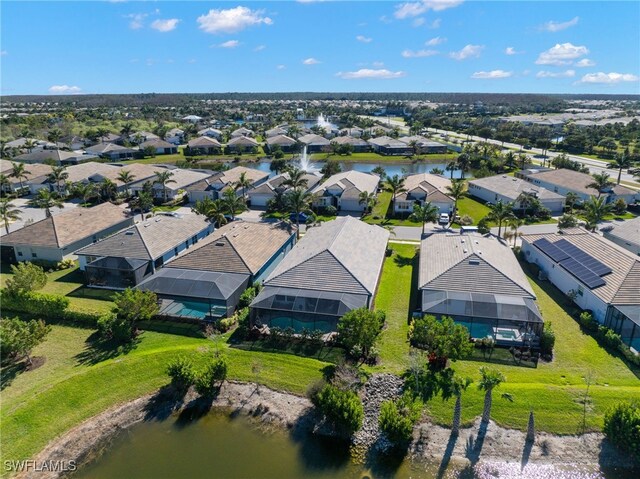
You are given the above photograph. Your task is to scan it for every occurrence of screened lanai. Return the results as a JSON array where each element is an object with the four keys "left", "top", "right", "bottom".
[
  {"left": 421, "top": 289, "right": 544, "bottom": 346},
  {"left": 137, "top": 268, "right": 250, "bottom": 320},
  {"left": 250, "top": 287, "right": 369, "bottom": 333},
  {"left": 85, "top": 257, "right": 152, "bottom": 289}
]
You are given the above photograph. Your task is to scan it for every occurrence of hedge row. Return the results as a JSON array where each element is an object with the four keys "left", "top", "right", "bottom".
[{"left": 0, "top": 290, "right": 101, "bottom": 327}]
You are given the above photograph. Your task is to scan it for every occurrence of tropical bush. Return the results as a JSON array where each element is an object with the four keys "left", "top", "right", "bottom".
[
  {"left": 603, "top": 401, "right": 640, "bottom": 460},
  {"left": 238, "top": 286, "right": 257, "bottom": 309},
  {"left": 195, "top": 353, "right": 228, "bottom": 396},
  {"left": 379, "top": 392, "right": 423, "bottom": 444},
  {"left": 0, "top": 317, "right": 51, "bottom": 365},
  {"left": 311, "top": 384, "right": 364, "bottom": 435},
  {"left": 166, "top": 356, "right": 197, "bottom": 391},
  {"left": 5, "top": 262, "right": 47, "bottom": 294},
  {"left": 539, "top": 321, "right": 556, "bottom": 358},
  {"left": 459, "top": 214, "right": 474, "bottom": 226},
  {"left": 337, "top": 307, "right": 385, "bottom": 360},
  {"left": 409, "top": 315, "right": 473, "bottom": 370}
]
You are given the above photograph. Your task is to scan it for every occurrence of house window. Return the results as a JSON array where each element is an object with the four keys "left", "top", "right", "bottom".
[
  {"left": 174, "top": 247, "right": 179, "bottom": 256},
  {"left": 17, "top": 251, "right": 23, "bottom": 257},
  {"left": 577, "top": 285, "right": 584, "bottom": 297},
  {"left": 32, "top": 252, "right": 38, "bottom": 258}
]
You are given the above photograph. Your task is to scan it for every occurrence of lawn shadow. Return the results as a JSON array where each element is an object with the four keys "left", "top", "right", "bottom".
[
  {"left": 393, "top": 254, "right": 414, "bottom": 268},
  {"left": 143, "top": 384, "right": 186, "bottom": 422},
  {"left": 436, "top": 429, "right": 459, "bottom": 479},
  {"left": 465, "top": 420, "right": 488, "bottom": 465},
  {"left": 74, "top": 331, "right": 140, "bottom": 366},
  {"left": 521, "top": 436, "right": 534, "bottom": 470},
  {"left": 0, "top": 360, "right": 27, "bottom": 390},
  {"left": 407, "top": 251, "right": 420, "bottom": 319},
  {"left": 52, "top": 267, "right": 85, "bottom": 285}
]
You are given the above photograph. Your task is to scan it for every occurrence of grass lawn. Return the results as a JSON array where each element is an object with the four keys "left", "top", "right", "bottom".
[
  {"left": 453, "top": 195, "right": 492, "bottom": 224},
  {"left": 1, "top": 264, "right": 114, "bottom": 314},
  {"left": 0, "top": 325, "right": 330, "bottom": 470},
  {"left": 364, "top": 191, "right": 421, "bottom": 227},
  {"left": 369, "top": 246, "right": 640, "bottom": 434}
]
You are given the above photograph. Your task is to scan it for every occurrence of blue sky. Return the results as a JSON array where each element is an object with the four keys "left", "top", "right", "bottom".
[{"left": 1, "top": 1, "right": 639, "bottom": 95}]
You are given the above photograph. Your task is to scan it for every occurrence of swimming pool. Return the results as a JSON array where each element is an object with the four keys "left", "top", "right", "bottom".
[{"left": 161, "top": 300, "right": 226, "bottom": 319}]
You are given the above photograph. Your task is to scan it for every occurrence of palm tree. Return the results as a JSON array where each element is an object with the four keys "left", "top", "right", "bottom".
[
  {"left": 587, "top": 172, "right": 614, "bottom": 198},
  {"left": 607, "top": 150, "right": 634, "bottom": 185},
  {"left": 72, "top": 182, "right": 100, "bottom": 205},
  {"left": 96, "top": 128, "right": 110, "bottom": 143},
  {"left": 385, "top": 174, "right": 407, "bottom": 216},
  {"left": 23, "top": 139, "right": 37, "bottom": 153},
  {"left": 130, "top": 191, "right": 154, "bottom": 221},
  {"left": 282, "top": 167, "right": 308, "bottom": 190},
  {"left": 372, "top": 166, "right": 386, "bottom": 178},
  {"left": 358, "top": 191, "right": 377, "bottom": 215},
  {"left": 429, "top": 167, "right": 445, "bottom": 175},
  {"left": 409, "top": 202, "right": 439, "bottom": 235},
  {"left": 565, "top": 192, "right": 580, "bottom": 214},
  {"left": 47, "top": 166, "right": 69, "bottom": 195},
  {"left": 287, "top": 124, "right": 301, "bottom": 139},
  {"left": 10, "top": 162, "right": 31, "bottom": 192},
  {"left": 0, "top": 198, "right": 22, "bottom": 234},
  {"left": 120, "top": 122, "right": 134, "bottom": 137},
  {"left": 503, "top": 151, "right": 517, "bottom": 170},
  {"left": 154, "top": 170, "right": 176, "bottom": 203},
  {"left": 47, "top": 128, "right": 63, "bottom": 146},
  {"left": 222, "top": 188, "right": 246, "bottom": 221},
  {"left": 445, "top": 179, "right": 467, "bottom": 220},
  {"left": 117, "top": 169, "right": 136, "bottom": 186},
  {"left": 457, "top": 153, "right": 471, "bottom": 179},
  {"left": 285, "top": 188, "right": 311, "bottom": 238},
  {"left": 235, "top": 171, "right": 252, "bottom": 198},
  {"left": 445, "top": 160, "right": 458, "bottom": 179},
  {"left": 507, "top": 217, "right": 525, "bottom": 246},
  {"left": 478, "top": 367, "right": 506, "bottom": 423},
  {"left": 515, "top": 191, "right": 537, "bottom": 217},
  {"left": 28, "top": 189, "right": 64, "bottom": 217},
  {"left": 320, "top": 160, "right": 341, "bottom": 179},
  {"left": 100, "top": 179, "right": 117, "bottom": 201},
  {"left": 191, "top": 197, "right": 228, "bottom": 227},
  {"left": 582, "top": 196, "right": 614, "bottom": 231},
  {"left": 486, "top": 200, "right": 516, "bottom": 239},
  {"left": 0, "top": 174, "right": 11, "bottom": 195}
]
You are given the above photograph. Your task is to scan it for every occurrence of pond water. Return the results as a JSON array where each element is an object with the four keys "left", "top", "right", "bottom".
[
  {"left": 247, "top": 161, "right": 464, "bottom": 179},
  {"left": 72, "top": 409, "right": 634, "bottom": 479}
]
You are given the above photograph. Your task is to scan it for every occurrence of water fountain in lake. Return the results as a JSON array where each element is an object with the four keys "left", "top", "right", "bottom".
[
  {"left": 295, "top": 145, "right": 319, "bottom": 173},
  {"left": 316, "top": 113, "right": 333, "bottom": 132}
]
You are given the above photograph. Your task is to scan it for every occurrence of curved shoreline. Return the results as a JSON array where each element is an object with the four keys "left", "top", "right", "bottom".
[{"left": 21, "top": 381, "right": 638, "bottom": 479}]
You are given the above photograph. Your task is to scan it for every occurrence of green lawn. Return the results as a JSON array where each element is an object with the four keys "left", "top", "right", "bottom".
[
  {"left": 1, "top": 264, "right": 114, "bottom": 314},
  {"left": 454, "top": 195, "right": 492, "bottom": 224},
  {"left": 369, "top": 248, "right": 640, "bottom": 434},
  {"left": 0, "top": 326, "right": 330, "bottom": 470}
]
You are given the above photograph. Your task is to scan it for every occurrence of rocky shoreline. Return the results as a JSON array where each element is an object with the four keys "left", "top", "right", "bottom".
[{"left": 21, "top": 376, "right": 638, "bottom": 479}]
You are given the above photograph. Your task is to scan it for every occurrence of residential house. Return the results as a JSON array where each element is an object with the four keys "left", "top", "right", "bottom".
[
  {"left": 76, "top": 213, "right": 212, "bottom": 289},
  {"left": 310, "top": 170, "right": 380, "bottom": 213},
  {"left": 13, "top": 149, "right": 98, "bottom": 165},
  {"left": 186, "top": 136, "right": 222, "bottom": 155},
  {"left": 339, "top": 127, "right": 364, "bottom": 138},
  {"left": 298, "top": 134, "right": 330, "bottom": 153},
  {"left": 0, "top": 162, "right": 53, "bottom": 195},
  {"left": 5, "top": 138, "right": 56, "bottom": 153},
  {"left": 0, "top": 202, "right": 133, "bottom": 263},
  {"left": 248, "top": 172, "right": 322, "bottom": 207},
  {"left": 265, "top": 126, "right": 289, "bottom": 138},
  {"left": 197, "top": 127, "right": 223, "bottom": 140},
  {"left": 368, "top": 136, "right": 413, "bottom": 156},
  {"left": 394, "top": 173, "right": 454, "bottom": 215},
  {"left": 230, "top": 127, "right": 255, "bottom": 138},
  {"left": 130, "top": 168, "right": 211, "bottom": 202},
  {"left": 522, "top": 229, "right": 640, "bottom": 351},
  {"left": 138, "top": 221, "right": 296, "bottom": 319},
  {"left": 398, "top": 136, "right": 449, "bottom": 154},
  {"left": 250, "top": 217, "right": 390, "bottom": 332},
  {"left": 165, "top": 128, "right": 184, "bottom": 145},
  {"left": 330, "top": 136, "right": 371, "bottom": 153},
  {"left": 139, "top": 139, "right": 178, "bottom": 156},
  {"left": 182, "top": 115, "right": 203, "bottom": 124},
  {"left": 187, "top": 166, "right": 269, "bottom": 203},
  {"left": 517, "top": 168, "right": 638, "bottom": 204},
  {"left": 603, "top": 217, "right": 640, "bottom": 256},
  {"left": 419, "top": 233, "right": 544, "bottom": 347},
  {"left": 85, "top": 143, "right": 137, "bottom": 161},
  {"left": 265, "top": 134, "right": 297, "bottom": 153},
  {"left": 226, "top": 135, "right": 260, "bottom": 153},
  {"left": 128, "top": 131, "right": 160, "bottom": 145},
  {"left": 469, "top": 174, "right": 566, "bottom": 214}
]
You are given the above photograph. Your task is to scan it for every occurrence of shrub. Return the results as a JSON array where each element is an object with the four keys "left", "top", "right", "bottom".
[
  {"left": 195, "top": 353, "right": 228, "bottom": 396},
  {"left": 459, "top": 214, "right": 474, "bottom": 226},
  {"left": 0, "top": 290, "right": 69, "bottom": 319},
  {"left": 558, "top": 214, "right": 578, "bottom": 230},
  {"left": 113, "top": 288, "right": 159, "bottom": 323},
  {"left": 578, "top": 311, "right": 599, "bottom": 332},
  {"left": 166, "top": 356, "right": 196, "bottom": 391},
  {"left": 0, "top": 317, "right": 51, "bottom": 364},
  {"left": 540, "top": 322, "right": 556, "bottom": 357},
  {"left": 5, "top": 262, "right": 47, "bottom": 294},
  {"left": 337, "top": 308, "right": 384, "bottom": 359},
  {"left": 55, "top": 259, "right": 76, "bottom": 271},
  {"left": 612, "top": 198, "right": 627, "bottom": 215},
  {"left": 97, "top": 312, "right": 134, "bottom": 342},
  {"left": 311, "top": 384, "right": 364, "bottom": 435},
  {"left": 477, "top": 217, "right": 490, "bottom": 235},
  {"left": 218, "top": 315, "right": 236, "bottom": 332},
  {"left": 603, "top": 401, "right": 640, "bottom": 460},
  {"left": 409, "top": 315, "right": 473, "bottom": 370},
  {"left": 379, "top": 392, "right": 423, "bottom": 444},
  {"left": 601, "top": 327, "right": 623, "bottom": 350},
  {"left": 238, "top": 287, "right": 256, "bottom": 309}
]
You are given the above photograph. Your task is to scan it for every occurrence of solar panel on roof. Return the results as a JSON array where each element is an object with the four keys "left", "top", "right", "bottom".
[
  {"left": 559, "top": 258, "right": 606, "bottom": 289},
  {"left": 532, "top": 238, "right": 569, "bottom": 262},
  {"left": 554, "top": 239, "right": 612, "bottom": 276}
]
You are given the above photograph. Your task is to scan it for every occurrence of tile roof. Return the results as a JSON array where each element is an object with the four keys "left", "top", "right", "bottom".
[
  {"left": 470, "top": 174, "right": 565, "bottom": 202},
  {"left": 140, "top": 139, "right": 175, "bottom": 149},
  {"left": 65, "top": 162, "right": 122, "bottom": 184},
  {"left": 85, "top": 143, "right": 136, "bottom": 155},
  {"left": 0, "top": 159, "right": 14, "bottom": 173},
  {"left": 76, "top": 213, "right": 211, "bottom": 260},
  {"left": 604, "top": 217, "right": 640, "bottom": 249},
  {"left": 227, "top": 136, "right": 259, "bottom": 147},
  {"left": 266, "top": 134, "right": 297, "bottom": 146},
  {"left": 265, "top": 217, "right": 390, "bottom": 295},
  {"left": 167, "top": 221, "right": 294, "bottom": 275},
  {"left": 3, "top": 162, "right": 53, "bottom": 184},
  {"left": 13, "top": 150, "right": 90, "bottom": 164},
  {"left": 187, "top": 136, "right": 222, "bottom": 148},
  {"left": 311, "top": 170, "right": 380, "bottom": 197},
  {"left": 251, "top": 172, "right": 322, "bottom": 195},
  {"left": 2, "top": 202, "right": 130, "bottom": 249},
  {"left": 522, "top": 229, "right": 640, "bottom": 305},
  {"left": 419, "top": 233, "right": 535, "bottom": 298},
  {"left": 521, "top": 168, "right": 637, "bottom": 197},
  {"left": 331, "top": 136, "right": 369, "bottom": 147},
  {"left": 298, "top": 134, "right": 331, "bottom": 146}
]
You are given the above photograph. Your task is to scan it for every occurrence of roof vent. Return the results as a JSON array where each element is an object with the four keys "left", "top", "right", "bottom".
[
  {"left": 215, "top": 242, "right": 225, "bottom": 246},
  {"left": 475, "top": 240, "right": 479, "bottom": 244},
  {"left": 463, "top": 249, "right": 468, "bottom": 253},
  {"left": 143, "top": 223, "right": 150, "bottom": 227},
  {"left": 125, "top": 231, "right": 134, "bottom": 235},
  {"left": 461, "top": 239, "right": 465, "bottom": 243},
  {"left": 478, "top": 251, "right": 482, "bottom": 255},
  {"left": 155, "top": 218, "right": 161, "bottom": 222},
  {"left": 469, "top": 259, "right": 480, "bottom": 265}
]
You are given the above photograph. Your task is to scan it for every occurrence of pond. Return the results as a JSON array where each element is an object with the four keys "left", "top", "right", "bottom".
[
  {"left": 247, "top": 161, "right": 464, "bottom": 179},
  {"left": 72, "top": 409, "right": 633, "bottom": 479}
]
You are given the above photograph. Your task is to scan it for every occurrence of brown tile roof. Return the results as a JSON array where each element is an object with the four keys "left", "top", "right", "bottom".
[
  {"left": 167, "top": 221, "right": 294, "bottom": 275},
  {"left": 522, "top": 168, "right": 637, "bottom": 197},
  {"left": 2, "top": 202, "right": 131, "bottom": 249}
]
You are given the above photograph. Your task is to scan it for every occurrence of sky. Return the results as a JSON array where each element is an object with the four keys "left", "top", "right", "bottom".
[{"left": 1, "top": 1, "right": 639, "bottom": 95}]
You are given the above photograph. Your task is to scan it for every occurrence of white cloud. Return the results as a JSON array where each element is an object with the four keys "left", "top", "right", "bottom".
[
  {"left": 449, "top": 44, "right": 483, "bottom": 60},
  {"left": 218, "top": 40, "right": 240, "bottom": 48},
  {"left": 48, "top": 85, "right": 82, "bottom": 94},
  {"left": 426, "top": 36, "right": 445, "bottom": 46},
  {"left": 254, "top": 45, "right": 266, "bottom": 52},
  {"left": 578, "top": 72, "right": 640, "bottom": 84},
  {"left": 536, "top": 42, "right": 588, "bottom": 65},
  {"left": 401, "top": 49, "right": 439, "bottom": 58},
  {"left": 429, "top": 18, "right": 441, "bottom": 29},
  {"left": 412, "top": 18, "right": 425, "bottom": 27},
  {"left": 541, "top": 16, "right": 579, "bottom": 32},
  {"left": 125, "top": 13, "right": 147, "bottom": 30},
  {"left": 471, "top": 70, "right": 513, "bottom": 79},
  {"left": 0, "top": 50, "right": 7, "bottom": 56},
  {"left": 575, "top": 58, "right": 595, "bottom": 68},
  {"left": 150, "top": 18, "right": 180, "bottom": 32},
  {"left": 336, "top": 68, "right": 406, "bottom": 79},
  {"left": 536, "top": 70, "right": 576, "bottom": 78},
  {"left": 505, "top": 47, "right": 523, "bottom": 55},
  {"left": 303, "top": 57, "right": 321, "bottom": 65},
  {"left": 277, "top": 64, "right": 286, "bottom": 70},
  {"left": 394, "top": 0, "right": 463, "bottom": 19},
  {"left": 356, "top": 35, "right": 372, "bottom": 43},
  {"left": 197, "top": 6, "right": 273, "bottom": 34}
]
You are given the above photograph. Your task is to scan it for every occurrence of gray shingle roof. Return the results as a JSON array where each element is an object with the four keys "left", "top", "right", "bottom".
[
  {"left": 265, "top": 217, "right": 390, "bottom": 295},
  {"left": 604, "top": 216, "right": 640, "bottom": 249},
  {"left": 419, "top": 234, "right": 535, "bottom": 298},
  {"left": 521, "top": 168, "right": 637, "bottom": 197},
  {"left": 470, "top": 174, "right": 565, "bottom": 202},
  {"left": 311, "top": 170, "right": 380, "bottom": 197}
]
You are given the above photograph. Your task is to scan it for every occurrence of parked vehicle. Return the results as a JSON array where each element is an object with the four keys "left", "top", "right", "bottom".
[{"left": 438, "top": 213, "right": 450, "bottom": 225}]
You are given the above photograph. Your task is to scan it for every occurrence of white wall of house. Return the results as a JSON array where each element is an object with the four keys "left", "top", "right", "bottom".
[
  {"left": 522, "top": 241, "right": 609, "bottom": 322},
  {"left": 468, "top": 183, "right": 565, "bottom": 214},
  {"left": 340, "top": 198, "right": 366, "bottom": 212},
  {"left": 394, "top": 199, "right": 453, "bottom": 214},
  {"left": 248, "top": 192, "right": 273, "bottom": 207}
]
